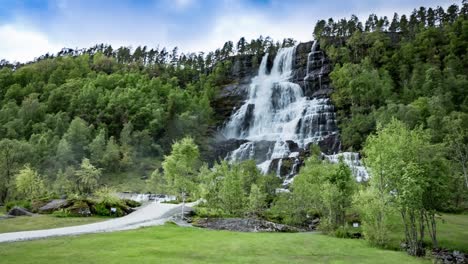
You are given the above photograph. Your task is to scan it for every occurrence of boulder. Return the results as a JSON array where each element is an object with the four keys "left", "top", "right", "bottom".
[
  {"left": 432, "top": 248, "right": 468, "bottom": 264},
  {"left": 31, "top": 199, "right": 51, "bottom": 213},
  {"left": 39, "top": 199, "right": 71, "bottom": 213},
  {"left": 68, "top": 201, "right": 92, "bottom": 217},
  {"left": 8, "top": 206, "right": 33, "bottom": 216},
  {"left": 303, "top": 217, "right": 320, "bottom": 231},
  {"left": 194, "top": 218, "right": 298, "bottom": 232}
]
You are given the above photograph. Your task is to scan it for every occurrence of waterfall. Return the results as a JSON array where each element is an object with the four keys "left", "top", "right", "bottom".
[
  {"left": 223, "top": 46, "right": 337, "bottom": 146},
  {"left": 325, "top": 152, "right": 369, "bottom": 182},
  {"left": 303, "top": 41, "right": 318, "bottom": 88},
  {"left": 222, "top": 42, "right": 367, "bottom": 184},
  {"left": 223, "top": 45, "right": 338, "bottom": 183}
]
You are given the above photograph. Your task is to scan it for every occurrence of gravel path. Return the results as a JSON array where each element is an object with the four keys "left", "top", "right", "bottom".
[{"left": 0, "top": 202, "right": 194, "bottom": 243}]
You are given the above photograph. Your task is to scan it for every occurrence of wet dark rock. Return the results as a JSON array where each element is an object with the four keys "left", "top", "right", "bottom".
[
  {"left": 250, "top": 141, "right": 276, "bottom": 163},
  {"left": 318, "top": 134, "right": 341, "bottom": 155},
  {"left": 291, "top": 41, "right": 334, "bottom": 98},
  {"left": 212, "top": 82, "right": 249, "bottom": 126},
  {"left": 207, "top": 40, "right": 341, "bottom": 180},
  {"left": 205, "top": 138, "right": 249, "bottom": 165},
  {"left": 285, "top": 140, "right": 300, "bottom": 152},
  {"left": 241, "top": 104, "right": 255, "bottom": 133},
  {"left": 69, "top": 201, "right": 92, "bottom": 217},
  {"left": 269, "top": 158, "right": 296, "bottom": 178},
  {"left": 230, "top": 54, "right": 258, "bottom": 80},
  {"left": 8, "top": 206, "right": 33, "bottom": 216},
  {"left": 311, "top": 88, "right": 333, "bottom": 98},
  {"left": 211, "top": 55, "right": 258, "bottom": 127},
  {"left": 39, "top": 199, "right": 71, "bottom": 214},
  {"left": 303, "top": 217, "right": 321, "bottom": 231},
  {"left": 194, "top": 218, "right": 298, "bottom": 232}
]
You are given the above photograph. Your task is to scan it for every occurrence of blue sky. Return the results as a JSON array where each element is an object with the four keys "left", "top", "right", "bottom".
[{"left": 0, "top": 0, "right": 458, "bottom": 62}]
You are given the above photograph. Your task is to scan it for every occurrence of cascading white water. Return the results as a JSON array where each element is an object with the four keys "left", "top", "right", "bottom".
[
  {"left": 223, "top": 45, "right": 338, "bottom": 180},
  {"left": 225, "top": 47, "right": 335, "bottom": 145},
  {"left": 325, "top": 152, "right": 369, "bottom": 182},
  {"left": 303, "top": 41, "right": 318, "bottom": 88}
]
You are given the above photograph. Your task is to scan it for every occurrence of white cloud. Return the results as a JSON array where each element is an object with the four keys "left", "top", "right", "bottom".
[
  {"left": 181, "top": 10, "right": 313, "bottom": 53},
  {"left": 0, "top": 24, "right": 64, "bottom": 63},
  {"left": 0, "top": 0, "right": 456, "bottom": 61}
]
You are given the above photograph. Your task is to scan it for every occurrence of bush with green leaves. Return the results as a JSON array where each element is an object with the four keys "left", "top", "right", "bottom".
[
  {"left": 353, "top": 185, "right": 394, "bottom": 248},
  {"left": 162, "top": 137, "right": 201, "bottom": 201},
  {"left": 92, "top": 203, "right": 111, "bottom": 216},
  {"left": 75, "top": 158, "right": 102, "bottom": 195},
  {"left": 198, "top": 160, "right": 279, "bottom": 217},
  {"left": 278, "top": 153, "right": 356, "bottom": 230},
  {"left": 52, "top": 208, "right": 73, "bottom": 218},
  {"left": 363, "top": 119, "right": 449, "bottom": 255},
  {"left": 5, "top": 200, "right": 32, "bottom": 211},
  {"left": 14, "top": 165, "right": 46, "bottom": 201}
]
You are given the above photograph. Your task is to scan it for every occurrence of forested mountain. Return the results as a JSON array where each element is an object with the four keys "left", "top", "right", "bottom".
[
  {"left": 0, "top": 1, "right": 466, "bottom": 218},
  {"left": 0, "top": 29, "right": 296, "bottom": 202},
  {"left": 314, "top": 3, "right": 467, "bottom": 151},
  {"left": 0, "top": 1, "right": 467, "bottom": 260}
]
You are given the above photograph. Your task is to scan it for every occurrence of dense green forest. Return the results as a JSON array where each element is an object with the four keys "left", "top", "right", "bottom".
[
  {"left": 0, "top": 1, "right": 467, "bottom": 258},
  {"left": 314, "top": 2, "right": 467, "bottom": 151},
  {"left": 0, "top": 28, "right": 297, "bottom": 203},
  {"left": 312, "top": 2, "right": 468, "bottom": 213}
]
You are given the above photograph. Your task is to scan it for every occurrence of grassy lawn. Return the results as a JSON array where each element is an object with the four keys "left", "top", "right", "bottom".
[
  {"left": 0, "top": 215, "right": 109, "bottom": 234},
  {"left": 0, "top": 224, "right": 429, "bottom": 264},
  {"left": 387, "top": 213, "right": 468, "bottom": 252}
]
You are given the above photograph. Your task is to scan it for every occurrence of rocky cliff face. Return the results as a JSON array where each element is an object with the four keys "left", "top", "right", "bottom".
[
  {"left": 209, "top": 41, "right": 342, "bottom": 181},
  {"left": 292, "top": 42, "right": 333, "bottom": 98},
  {"left": 211, "top": 54, "right": 258, "bottom": 126}
]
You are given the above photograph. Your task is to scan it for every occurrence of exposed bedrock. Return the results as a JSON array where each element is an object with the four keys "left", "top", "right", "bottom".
[{"left": 208, "top": 41, "right": 362, "bottom": 183}]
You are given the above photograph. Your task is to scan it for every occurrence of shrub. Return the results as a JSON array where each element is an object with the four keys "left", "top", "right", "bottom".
[
  {"left": 353, "top": 187, "right": 393, "bottom": 248},
  {"left": 5, "top": 200, "right": 32, "bottom": 211},
  {"left": 93, "top": 203, "right": 111, "bottom": 216},
  {"left": 123, "top": 199, "right": 141, "bottom": 208},
  {"left": 68, "top": 200, "right": 92, "bottom": 217},
  {"left": 194, "top": 206, "right": 227, "bottom": 218},
  {"left": 52, "top": 208, "right": 72, "bottom": 218},
  {"left": 92, "top": 202, "right": 125, "bottom": 217},
  {"left": 15, "top": 165, "right": 47, "bottom": 201},
  {"left": 94, "top": 186, "right": 122, "bottom": 206},
  {"left": 333, "top": 225, "right": 362, "bottom": 239}
]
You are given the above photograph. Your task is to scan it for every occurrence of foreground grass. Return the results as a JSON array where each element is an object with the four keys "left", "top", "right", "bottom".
[
  {"left": 0, "top": 224, "right": 429, "bottom": 264},
  {"left": 0, "top": 215, "right": 109, "bottom": 234},
  {"left": 388, "top": 213, "right": 468, "bottom": 252}
]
